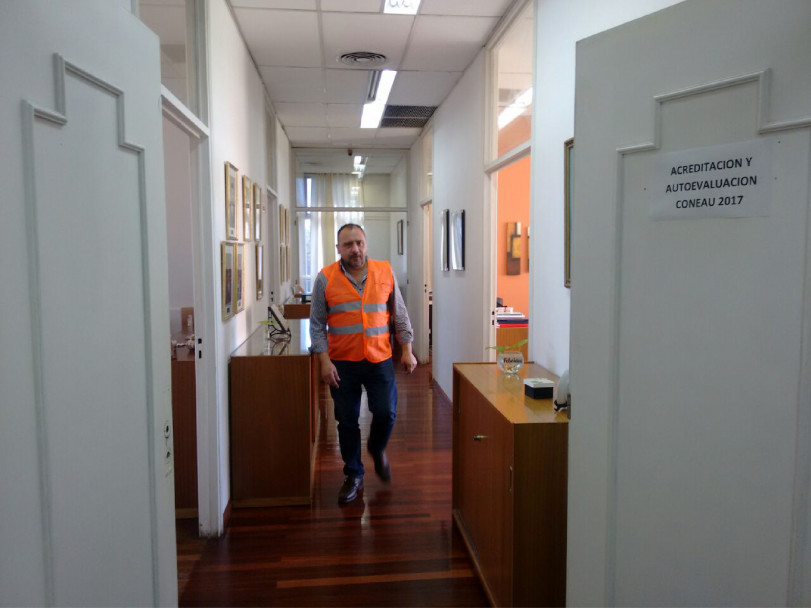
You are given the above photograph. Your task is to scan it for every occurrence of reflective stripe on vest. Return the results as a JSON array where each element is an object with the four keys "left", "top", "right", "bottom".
[{"left": 324, "top": 259, "right": 393, "bottom": 362}]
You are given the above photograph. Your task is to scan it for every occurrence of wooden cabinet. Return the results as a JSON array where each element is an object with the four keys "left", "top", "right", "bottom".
[
  {"left": 452, "top": 363, "right": 568, "bottom": 607},
  {"left": 229, "top": 321, "right": 320, "bottom": 507},
  {"left": 171, "top": 348, "right": 197, "bottom": 517}
]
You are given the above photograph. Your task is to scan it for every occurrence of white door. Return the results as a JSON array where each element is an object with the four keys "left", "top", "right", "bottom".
[
  {"left": 568, "top": 1, "right": 811, "bottom": 606},
  {"left": 0, "top": 1, "right": 176, "bottom": 605}
]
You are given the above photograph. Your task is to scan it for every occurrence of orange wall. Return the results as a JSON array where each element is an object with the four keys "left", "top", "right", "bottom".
[{"left": 496, "top": 155, "right": 530, "bottom": 316}]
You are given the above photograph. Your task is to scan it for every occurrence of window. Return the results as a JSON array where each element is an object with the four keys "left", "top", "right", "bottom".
[
  {"left": 139, "top": 0, "right": 205, "bottom": 119},
  {"left": 491, "top": 1, "right": 534, "bottom": 160}
]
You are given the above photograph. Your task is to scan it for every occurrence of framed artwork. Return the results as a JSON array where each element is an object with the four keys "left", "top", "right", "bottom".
[
  {"left": 221, "top": 241, "right": 234, "bottom": 320},
  {"left": 236, "top": 243, "right": 245, "bottom": 312},
  {"left": 440, "top": 209, "right": 449, "bottom": 271},
  {"left": 284, "top": 208, "right": 289, "bottom": 244},
  {"left": 280, "top": 245, "right": 285, "bottom": 282},
  {"left": 450, "top": 210, "right": 465, "bottom": 270},
  {"left": 397, "top": 219, "right": 404, "bottom": 255},
  {"left": 564, "top": 137, "right": 574, "bottom": 288},
  {"left": 253, "top": 184, "right": 262, "bottom": 241},
  {"left": 255, "top": 244, "right": 264, "bottom": 299},
  {"left": 242, "top": 176, "right": 252, "bottom": 241},
  {"left": 506, "top": 221, "right": 522, "bottom": 275},
  {"left": 278, "top": 206, "right": 285, "bottom": 244},
  {"left": 225, "top": 162, "right": 238, "bottom": 241}
]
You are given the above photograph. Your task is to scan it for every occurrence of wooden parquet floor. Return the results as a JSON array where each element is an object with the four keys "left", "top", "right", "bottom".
[{"left": 176, "top": 363, "right": 489, "bottom": 607}]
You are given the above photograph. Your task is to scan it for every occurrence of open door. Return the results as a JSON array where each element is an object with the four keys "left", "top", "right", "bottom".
[
  {"left": 569, "top": 1, "right": 811, "bottom": 605},
  {"left": 0, "top": 1, "right": 177, "bottom": 604}
]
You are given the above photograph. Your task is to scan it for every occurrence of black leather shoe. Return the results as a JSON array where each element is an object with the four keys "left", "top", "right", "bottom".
[
  {"left": 338, "top": 476, "right": 363, "bottom": 503},
  {"left": 369, "top": 449, "right": 391, "bottom": 483}
]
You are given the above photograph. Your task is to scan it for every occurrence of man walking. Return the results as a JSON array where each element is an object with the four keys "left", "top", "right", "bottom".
[{"left": 310, "top": 223, "right": 417, "bottom": 503}]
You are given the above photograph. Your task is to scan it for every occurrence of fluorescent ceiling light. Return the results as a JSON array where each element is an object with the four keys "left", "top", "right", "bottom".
[
  {"left": 354, "top": 155, "right": 362, "bottom": 166},
  {"left": 361, "top": 70, "right": 396, "bottom": 129},
  {"left": 384, "top": 0, "right": 421, "bottom": 15},
  {"left": 498, "top": 87, "right": 533, "bottom": 130}
]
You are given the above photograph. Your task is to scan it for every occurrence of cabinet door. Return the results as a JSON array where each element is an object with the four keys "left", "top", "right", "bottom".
[{"left": 458, "top": 382, "right": 514, "bottom": 606}]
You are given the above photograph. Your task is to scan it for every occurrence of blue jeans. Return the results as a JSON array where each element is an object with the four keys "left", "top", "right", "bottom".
[{"left": 330, "top": 358, "right": 397, "bottom": 478}]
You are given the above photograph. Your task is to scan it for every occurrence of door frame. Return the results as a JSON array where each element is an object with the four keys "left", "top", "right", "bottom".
[
  {"left": 418, "top": 199, "right": 433, "bottom": 364},
  {"left": 160, "top": 90, "right": 221, "bottom": 537}
]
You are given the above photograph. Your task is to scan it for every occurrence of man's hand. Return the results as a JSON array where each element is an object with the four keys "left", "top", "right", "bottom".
[
  {"left": 400, "top": 343, "right": 417, "bottom": 374},
  {"left": 318, "top": 352, "right": 340, "bottom": 388}
]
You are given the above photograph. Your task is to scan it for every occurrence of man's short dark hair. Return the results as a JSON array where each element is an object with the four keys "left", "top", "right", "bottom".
[{"left": 337, "top": 223, "right": 365, "bottom": 241}]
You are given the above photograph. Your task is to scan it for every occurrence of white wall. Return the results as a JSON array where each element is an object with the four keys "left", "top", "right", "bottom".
[
  {"left": 207, "top": 0, "right": 284, "bottom": 521},
  {"left": 163, "top": 115, "right": 195, "bottom": 334},
  {"left": 431, "top": 50, "right": 489, "bottom": 394},
  {"left": 389, "top": 156, "right": 408, "bottom": 299},
  {"left": 530, "top": 0, "right": 684, "bottom": 376},
  {"left": 276, "top": 118, "right": 293, "bottom": 302},
  {"left": 407, "top": 134, "right": 429, "bottom": 362}
]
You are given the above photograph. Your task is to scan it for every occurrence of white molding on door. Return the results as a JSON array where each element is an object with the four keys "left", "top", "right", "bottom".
[
  {"left": 605, "top": 69, "right": 811, "bottom": 606},
  {"left": 22, "top": 53, "right": 158, "bottom": 605}
]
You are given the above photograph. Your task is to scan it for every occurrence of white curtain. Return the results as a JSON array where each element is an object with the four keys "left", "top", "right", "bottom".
[{"left": 298, "top": 173, "right": 364, "bottom": 291}]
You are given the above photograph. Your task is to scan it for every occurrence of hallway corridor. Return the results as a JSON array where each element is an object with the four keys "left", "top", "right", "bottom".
[{"left": 176, "top": 363, "right": 489, "bottom": 607}]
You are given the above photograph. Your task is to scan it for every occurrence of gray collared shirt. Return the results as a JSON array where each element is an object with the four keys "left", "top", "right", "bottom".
[{"left": 309, "top": 259, "right": 413, "bottom": 354}]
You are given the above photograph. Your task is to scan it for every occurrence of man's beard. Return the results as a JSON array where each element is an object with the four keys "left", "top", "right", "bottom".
[{"left": 344, "top": 253, "right": 366, "bottom": 269}]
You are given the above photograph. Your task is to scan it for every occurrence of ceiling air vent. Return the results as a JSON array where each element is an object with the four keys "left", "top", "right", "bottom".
[
  {"left": 380, "top": 105, "right": 437, "bottom": 128},
  {"left": 338, "top": 52, "right": 387, "bottom": 67}
]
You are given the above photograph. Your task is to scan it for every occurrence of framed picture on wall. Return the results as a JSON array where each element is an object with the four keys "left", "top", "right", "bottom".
[
  {"left": 255, "top": 244, "right": 264, "bottom": 299},
  {"left": 225, "top": 162, "right": 238, "bottom": 241},
  {"left": 284, "top": 208, "right": 289, "bottom": 244},
  {"left": 236, "top": 243, "right": 245, "bottom": 312},
  {"left": 397, "top": 219, "right": 404, "bottom": 255},
  {"left": 279, "top": 205, "right": 285, "bottom": 244},
  {"left": 280, "top": 245, "right": 285, "bottom": 282},
  {"left": 242, "top": 176, "right": 252, "bottom": 241},
  {"left": 564, "top": 137, "right": 574, "bottom": 288},
  {"left": 441, "top": 209, "right": 450, "bottom": 271},
  {"left": 451, "top": 210, "right": 465, "bottom": 270},
  {"left": 221, "top": 241, "right": 234, "bottom": 320},
  {"left": 253, "top": 183, "right": 262, "bottom": 241}
]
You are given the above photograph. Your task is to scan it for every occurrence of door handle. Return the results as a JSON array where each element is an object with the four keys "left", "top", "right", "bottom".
[{"left": 473, "top": 434, "right": 487, "bottom": 441}]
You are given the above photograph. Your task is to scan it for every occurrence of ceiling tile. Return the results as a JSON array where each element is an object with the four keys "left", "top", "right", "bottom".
[
  {"left": 324, "top": 69, "right": 370, "bottom": 104},
  {"left": 387, "top": 70, "right": 461, "bottom": 106},
  {"left": 233, "top": 9, "right": 321, "bottom": 67},
  {"left": 328, "top": 127, "right": 382, "bottom": 147},
  {"left": 326, "top": 104, "right": 363, "bottom": 128},
  {"left": 285, "top": 126, "right": 331, "bottom": 145},
  {"left": 401, "top": 15, "right": 499, "bottom": 71},
  {"left": 322, "top": 12, "right": 412, "bottom": 70},
  {"left": 372, "top": 128, "right": 422, "bottom": 147},
  {"left": 230, "top": 0, "right": 317, "bottom": 9},
  {"left": 419, "top": 0, "right": 515, "bottom": 17},
  {"left": 274, "top": 102, "right": 327, "bottom": 127},
  {"left": 321, "top": 0, "right": 381, "bottom": 12},
  {"left": 259, "top": 67, "right": 326, "bottom": 103}
]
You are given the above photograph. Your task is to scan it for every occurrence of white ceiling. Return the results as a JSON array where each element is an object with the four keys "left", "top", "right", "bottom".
[
  {"left": 229, "top": 0, "right": 519, "bottom": 151},
  {"left": 141, "top": 0, "right": 524, "bottom": 174}
]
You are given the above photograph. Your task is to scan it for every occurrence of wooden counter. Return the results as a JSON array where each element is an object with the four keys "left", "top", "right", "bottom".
[
  {"left": 229, "top": 321, "right": 320, "bottom": 507},
  {"left": 452, "top": 362, "right": 568, "bottom": 607},
  {"left": 283, "top": 301, "right": 311, "bottom": 319}
]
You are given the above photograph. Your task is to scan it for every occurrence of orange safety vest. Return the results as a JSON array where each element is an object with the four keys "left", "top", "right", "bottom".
[{"left": 323, "top": 259, "right": 393, "bottom": 362}]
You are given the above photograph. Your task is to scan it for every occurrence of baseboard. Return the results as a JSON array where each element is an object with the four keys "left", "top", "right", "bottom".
[
  {"left": 431, "top": 378, "right": 451, "bottom": 407},
  {"left": 222, "top": 499, "right": 232, "bottom": 531}
]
